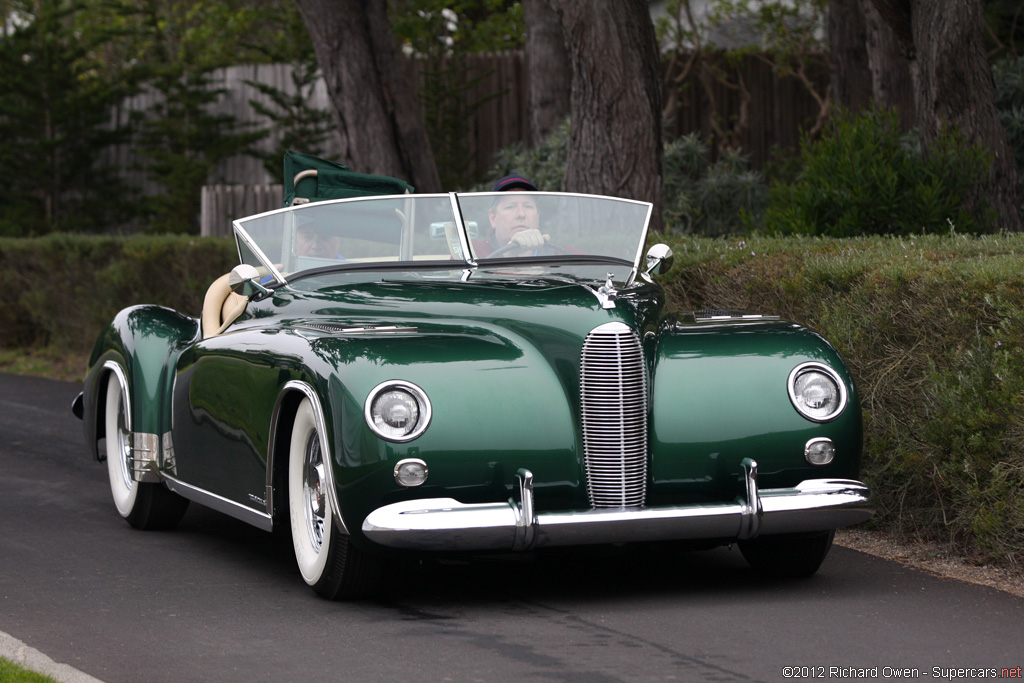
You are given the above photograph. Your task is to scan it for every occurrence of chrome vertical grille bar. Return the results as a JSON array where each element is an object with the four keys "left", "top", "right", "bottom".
[{"left": 580, "top": 322, "right": 648, "bottom": 508}]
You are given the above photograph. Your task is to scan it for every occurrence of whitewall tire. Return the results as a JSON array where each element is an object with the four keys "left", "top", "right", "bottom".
[{"left": 287, "top": 396, "right": 381, "bottom": 599}]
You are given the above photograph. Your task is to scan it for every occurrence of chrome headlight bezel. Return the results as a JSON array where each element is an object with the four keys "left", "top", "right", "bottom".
[
  {"left": 787, "top": 362, "right": 848, "bottom": 423},
  {"left": 364, "top": 380, "right": 432, "bottom": 442}
]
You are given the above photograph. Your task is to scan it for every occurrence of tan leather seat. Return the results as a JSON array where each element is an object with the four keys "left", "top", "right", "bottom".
[{"left": 201, "top": 274, "right": 248, "bottom": 338}]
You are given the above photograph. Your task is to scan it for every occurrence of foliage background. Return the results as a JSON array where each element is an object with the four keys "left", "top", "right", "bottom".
[
  {"left": 2, "top": 0, "right": 1024, "bottom": 571},
  {"left": 2, "top": 231, "right": 1023, "bottom": 567}
]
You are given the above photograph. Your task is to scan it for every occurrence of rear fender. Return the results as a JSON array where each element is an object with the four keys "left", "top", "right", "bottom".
[{"left": 82, "top": 305, "right": 199, "bottom": 461}]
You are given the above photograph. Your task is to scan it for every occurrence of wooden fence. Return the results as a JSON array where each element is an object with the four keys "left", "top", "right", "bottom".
[
  {"left": 667, "top": 52, "right": 830, "bottom": 165},
  {"left": 110, "top": 51, "right": 827, "bottom": 234},
  {"left": 201, "top": 184, "right": 283, "bottom": 237}
]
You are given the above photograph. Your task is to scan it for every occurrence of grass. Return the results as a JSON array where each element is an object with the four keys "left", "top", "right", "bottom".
[
  {"left": 0, "top": 347, "right": 88, "bottom": 382},
  {"left": 0, "top": 659, "right": 58, "bottom": 683}
]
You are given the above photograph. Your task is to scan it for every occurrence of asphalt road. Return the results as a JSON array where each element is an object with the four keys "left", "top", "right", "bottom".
[{"left": 2, "top": 372, "right": 1023, "bottom": 683}]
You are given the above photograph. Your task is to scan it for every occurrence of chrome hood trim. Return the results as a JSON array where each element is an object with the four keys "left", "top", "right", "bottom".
[{"left": 294, "top": 323, "right": 418, "bottom": 335}]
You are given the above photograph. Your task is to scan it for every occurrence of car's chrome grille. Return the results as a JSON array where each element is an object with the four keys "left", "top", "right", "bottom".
[{"left": 580, "top": 322, "right": 648, "bottom": 508}]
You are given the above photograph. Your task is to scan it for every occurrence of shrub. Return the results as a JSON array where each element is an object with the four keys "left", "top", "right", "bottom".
[
  {"left": 758, "top": 108, "right": 993, "bottom": 236},
  {"left": 659, "top": 232, "right": 1024, "bottom": 566},
  {"left": 476, "top": 119, "right": 571, "bottom": 192},
  {"left": 0, "top": 234, "right": 235, "bottom": 352},
  {"left": 662, "top": 133, "right": 765, "bottom": 235}
]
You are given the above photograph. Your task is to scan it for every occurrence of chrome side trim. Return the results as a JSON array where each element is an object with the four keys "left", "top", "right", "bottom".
[
  {"left": 102, "top": 361, "right": 130, "bottom": 430},
  {"left": 131, "top": 433, "right": 161, "bottom": 483},
  {"left": 163, "top": 474, "right": 273, "bottom": 532},
  {"left": 161, "top": 431, "right": 178, "bottom": 476},
  {"left": 362, "top": 477, "right": 873, "bottom": 552},
  {"left": 270, "top": 381, "right": 349, "bottom": 535},
  {"left": 296, "top": 324, "right": 418, "bottom": 336}
]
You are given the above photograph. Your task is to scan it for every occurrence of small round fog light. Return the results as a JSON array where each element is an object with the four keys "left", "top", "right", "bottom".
[
  {"left": 805, "top": 438, "right": 835, "bottom": 466},
  {"left": 394, "top": 458, "right": 428, "bottom": 487}
]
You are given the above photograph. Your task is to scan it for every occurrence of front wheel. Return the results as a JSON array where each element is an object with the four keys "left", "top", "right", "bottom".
[
  {"left": 739, "top": 530, "right": 835, "bottom": 578},
  {"left": 104, "top": 371, "right": 188, "bottom": 530},
  {"left": 288, "top": 397, "right": 381, "bottom": 600}
]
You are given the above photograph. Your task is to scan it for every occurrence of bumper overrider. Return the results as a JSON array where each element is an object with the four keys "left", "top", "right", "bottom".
[{"left": 362, "top": 458, "right": 873, "bottom": 551}]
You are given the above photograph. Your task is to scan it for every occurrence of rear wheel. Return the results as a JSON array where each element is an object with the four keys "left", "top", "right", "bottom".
[
  {"left": 288, "top": 397, "right": 381, "bottom": 600},
  {"left": 104, "top": 372, "right": 188, "bottom": 530},
  {"left": 739, "top": 530, "right": 835, "bottom": 578}
]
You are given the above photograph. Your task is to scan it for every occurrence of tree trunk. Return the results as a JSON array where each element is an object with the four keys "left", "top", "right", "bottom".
[
  {"left": 870, "top": 0, "right": 1021, "bottom": 231},
  {"left": 862, "top": 0, "right": 914, "bottom": 131},
  {"left": 523, "top": 0, "right": 571, "bottom": 145},
  {"left": 293, "top": 0, "right": 441, "bottom": 192},
  {"left": 829, "top": 0, "right": 872, "bottom": 114},
  {"left": 551, "top": 0, "right": 664, "bottom": 231}
]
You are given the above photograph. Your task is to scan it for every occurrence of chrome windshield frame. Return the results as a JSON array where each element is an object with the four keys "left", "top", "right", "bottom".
[
  {"left": 447, "top": 192, "right": 476, "bottom": 267},
  {"left": 233, "top": 223, "right": 287, "bottom": 285},
  {"left": 454, "top": 190, "right": 653, "bottom": 286},
  {"left": 231, "top": 191, "right": 653, "bottom": 286}
]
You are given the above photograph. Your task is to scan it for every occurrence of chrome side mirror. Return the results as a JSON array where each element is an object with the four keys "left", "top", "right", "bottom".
[
  {"left": 645, "top": 244, "right": 674, "bottom": 276},
  {"left": 228, "top": 264, "right": 271, "bottom": 299}
]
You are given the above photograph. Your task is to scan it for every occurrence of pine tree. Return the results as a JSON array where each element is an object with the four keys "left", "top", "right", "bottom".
[{"left": 0, "top": 0, "right": 133, "bottom": 236}]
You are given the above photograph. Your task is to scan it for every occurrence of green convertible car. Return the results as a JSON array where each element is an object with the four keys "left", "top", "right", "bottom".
[{"left": 74, "top": 157, "right": 872, "bottom": 599}]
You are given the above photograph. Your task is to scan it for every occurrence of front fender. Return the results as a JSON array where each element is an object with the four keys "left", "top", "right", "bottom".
[
  {"left": 649, "top": 320, "right": 862, "bottom": 503},
  {"left": 303, "top": 326, "right": 585, "bottom": 546}
]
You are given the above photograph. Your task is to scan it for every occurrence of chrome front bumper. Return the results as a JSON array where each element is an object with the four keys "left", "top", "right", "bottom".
[{"left": 362, "top": 459, "right": 873, "bottom": 552}]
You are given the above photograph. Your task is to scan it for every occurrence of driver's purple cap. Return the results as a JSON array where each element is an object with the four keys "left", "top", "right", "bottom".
[{"left": 492, "top": 174, "right": 538, "bottom": 192}]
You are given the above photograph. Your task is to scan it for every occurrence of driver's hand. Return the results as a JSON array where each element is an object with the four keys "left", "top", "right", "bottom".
[{"left": 509, "top": 229, "right": 550, "bottom": 249}]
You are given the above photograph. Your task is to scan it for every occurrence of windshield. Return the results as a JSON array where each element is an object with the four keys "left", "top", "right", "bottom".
[{"left": 233, "top": 192, "right": 652, "bottom": 285}]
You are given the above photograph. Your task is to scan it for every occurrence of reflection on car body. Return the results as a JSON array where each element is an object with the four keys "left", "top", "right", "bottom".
[{"left": 74, "top": 162, "right": 871, "bottom": 600}]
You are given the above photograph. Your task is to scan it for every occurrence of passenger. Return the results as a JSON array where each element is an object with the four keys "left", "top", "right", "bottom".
[{"left": 296, "top": 223, "right": 343, "bottom": 258}]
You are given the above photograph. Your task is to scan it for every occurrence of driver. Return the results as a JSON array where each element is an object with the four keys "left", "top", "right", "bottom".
[{"left": 476, "top": 175, "right": 553, "bottom": 257}]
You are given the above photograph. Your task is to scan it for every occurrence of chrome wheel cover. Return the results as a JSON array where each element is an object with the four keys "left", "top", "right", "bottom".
[{"left": 302, "top": 433, "right": 326, "bottom": 554}]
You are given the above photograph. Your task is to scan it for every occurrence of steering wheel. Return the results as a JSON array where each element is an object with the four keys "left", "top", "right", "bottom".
[{"left": 486, "top": 241, "right": 572, "bottom": 258}]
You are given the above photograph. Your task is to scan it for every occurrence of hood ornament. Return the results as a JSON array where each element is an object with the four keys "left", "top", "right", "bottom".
[{"left": 594, "top": 273, "right": 618, "bottom": 309}]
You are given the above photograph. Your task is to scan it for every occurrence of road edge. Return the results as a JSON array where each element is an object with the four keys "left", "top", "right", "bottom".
[{"left": 0, "top": 631, "right": 105, "bottom": 683}]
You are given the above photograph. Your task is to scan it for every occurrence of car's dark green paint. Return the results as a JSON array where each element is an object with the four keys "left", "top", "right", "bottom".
[
  {"left": 83, "top": 276, "right": 860, "bottom": 550},
  {"left": 78, "top": 189, "right": 869, "bottom": 594},
  {"left": 81, "top": 305, "right": 199, "bottom": 459},
  {"left": 649, "top": 319, "right": 861, "bottom": 503}
]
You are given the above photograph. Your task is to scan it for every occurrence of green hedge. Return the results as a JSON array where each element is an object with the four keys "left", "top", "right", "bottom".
[
  {"left": 2, "top": 232, "right": 1021, "bottom": 566},
  {"left": 660, "top": 232, "right": 1024, "bottom": 565},
  {"left": 0, "top": 234, "right": 235, "bottom": 351}
]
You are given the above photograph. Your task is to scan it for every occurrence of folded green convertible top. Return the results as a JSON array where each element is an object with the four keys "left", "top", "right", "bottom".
[{"left": 283, "top": 149, "right": 414, "bottom": 206}]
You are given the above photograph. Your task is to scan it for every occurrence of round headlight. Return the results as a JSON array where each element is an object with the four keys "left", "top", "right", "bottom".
[
  {"left": 788, "top": 362, "right": 847, "bottom": 422},
  {"left": 364, "top": 381, "right": 431, "bottom": 442}
]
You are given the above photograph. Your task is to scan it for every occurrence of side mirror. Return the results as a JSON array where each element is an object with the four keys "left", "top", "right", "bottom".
[
  {"left": 228, "top": 264, "right": 271, "bottom": 299},
  {"left": 645, "top": 244, "right": 674, "bottom": 276}
]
